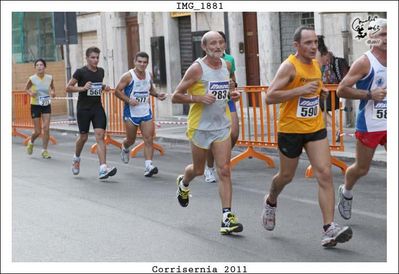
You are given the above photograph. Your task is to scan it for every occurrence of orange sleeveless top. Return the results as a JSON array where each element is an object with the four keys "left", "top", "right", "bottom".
[{"left": 278, "top": 54, "right": 324, "bottom": 133}]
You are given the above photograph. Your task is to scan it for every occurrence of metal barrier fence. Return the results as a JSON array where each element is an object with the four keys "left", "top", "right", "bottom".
[
  {"left": 232, "top": 84, "right": 347, "bottom": 177},
  {"left": 13, "top": 85, "right": 347, "bottom": 177}
]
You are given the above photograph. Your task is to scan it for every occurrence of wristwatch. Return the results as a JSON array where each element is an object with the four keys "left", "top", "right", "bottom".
[{"left": 366, "top": 91, "right": 372, "bottom": 100}]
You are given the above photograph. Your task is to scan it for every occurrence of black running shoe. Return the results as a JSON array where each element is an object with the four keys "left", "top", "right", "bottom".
[
  {"left": 176, "top": 175, "right": 189, "bottom": 207},
  {"left": 220, "top": 212, "right": 243, "bottom": 235}
]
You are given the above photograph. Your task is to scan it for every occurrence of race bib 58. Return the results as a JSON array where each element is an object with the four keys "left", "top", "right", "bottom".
[
  {"left": 296, "top": 96, "right": 319, "bottom": 118},
  {"left": 372, "top": 99, "right": 387, "bottom": 120}
]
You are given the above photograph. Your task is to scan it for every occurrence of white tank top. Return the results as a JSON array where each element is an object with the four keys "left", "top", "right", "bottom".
[
  {"left": 355, "top": 51, "right": 387, "bottom": 132},
  {"left": 187, "top": 58, "right": 231, "bottom": 131},
  {"left": 124, "top": 69, "right": 152, "bottom": 117},
  {"left": 29, "top": 74, "right": 52, "bottom": 106}
]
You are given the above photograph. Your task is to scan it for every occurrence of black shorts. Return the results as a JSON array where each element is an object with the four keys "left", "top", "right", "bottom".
[
  {"left": 77, "top": 106, "right": 107, "bottom": 134},
  {"left": 278, "top": 128, "right": 327, "bottom": 158},
  {"left": 31, "top": 104, "right": 51, "bottom": 118},
  {"left": 320, "top": 93, "right": 339, "bottom": 112}
]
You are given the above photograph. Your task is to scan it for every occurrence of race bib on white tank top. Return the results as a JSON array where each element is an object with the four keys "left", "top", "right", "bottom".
[
  {"left": 372, "top": 99, "right": 387, "bottom": 120},
  {"left": 208, "top": 81, "right": 229, "bottom": 101},
  {"left": 128, "top": 70, "right": 152, "bottom": 117}
]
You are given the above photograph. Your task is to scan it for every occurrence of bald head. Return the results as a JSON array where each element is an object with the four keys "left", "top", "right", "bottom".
[{"left": 201, "top": 31, "right": 223, "bottom": 46}]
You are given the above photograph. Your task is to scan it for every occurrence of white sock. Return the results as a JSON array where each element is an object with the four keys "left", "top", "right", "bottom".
[
  {"left": 99, "top": 164, "right": 107, "bottom": 171},
  {"left": 223, "top": 211, "right": 231, "bottom": 219},
  {"left": 73, "top": 155, "right": 80, "bottom": 161},
  {"left": 179, "top": 180, "right": 189, "bottom": 190},
  {"left": 342, "top": 186, "right": 353, "bottom": 199},
  {"left": 145, "top": 160, "right": 152, "bottom": 168}
]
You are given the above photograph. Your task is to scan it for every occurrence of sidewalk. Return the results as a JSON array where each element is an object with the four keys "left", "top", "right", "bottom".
[{"left": 49, "top": 115, "right": 387, "bottom": 166}]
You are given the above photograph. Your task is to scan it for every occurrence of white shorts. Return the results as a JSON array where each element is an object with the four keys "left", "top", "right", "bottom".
[{"left": 186, "top": 127, "right": 231, "bottom": 149}]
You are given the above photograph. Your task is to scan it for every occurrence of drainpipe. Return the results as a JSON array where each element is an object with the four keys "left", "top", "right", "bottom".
[
  {"left": 224, "top": 12, "right": 230, "bottom": 53},
  {"left": 341, "top": 13, "right": 354, "bottom": 127}
]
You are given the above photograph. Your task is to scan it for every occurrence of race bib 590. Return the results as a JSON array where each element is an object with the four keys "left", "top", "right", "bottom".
[
  {"left": 296, "top": 96, "right": 319, "bottom": 118},
  {"left": 208, "top": 81, "right": 229, "bottom": 101},
  {"left": 87, "top": 82, "right": 102, "bottom": 96}
]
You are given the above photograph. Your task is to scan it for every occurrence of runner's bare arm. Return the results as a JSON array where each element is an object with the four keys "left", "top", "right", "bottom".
[
  {"left": 50, "top": 78, "right": 56, "bottom": 98},
  {"left": 66, "top": 78, "right": 91, "bottom": 93},
  {"left": 24, "top": 79, "right": 34, "bottom": 96},
  {"left": 114, "top": 72, "right": 135, "bottom": 104},
  {"left": 172, "top": 63, "right": 215, "bottom": 105},
  {"left": 337, "top": 56, "right": 371, "bottom": 100},
  {"left": 266, "top": 61, "right": 318, "bottom": 104}
]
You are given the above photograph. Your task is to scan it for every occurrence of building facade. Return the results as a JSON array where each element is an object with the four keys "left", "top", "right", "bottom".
[{"left": 13, "top": 11, "right": 386, "bottom": 126}]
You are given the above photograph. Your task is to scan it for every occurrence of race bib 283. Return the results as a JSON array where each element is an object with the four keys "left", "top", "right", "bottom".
[{"left": 208, "top": 81, "right": 229, "bottom": 101}]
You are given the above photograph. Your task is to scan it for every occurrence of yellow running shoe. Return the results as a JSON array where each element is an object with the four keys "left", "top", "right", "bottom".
[
  {"left": 41, "top": 150, "right": 52, "bottom": 159},
  {"left": 176, "top": 175, "right": 189, "bottom": 207},
  {"left": 26, "top": 142, "right": 34, "bottom": 155}
]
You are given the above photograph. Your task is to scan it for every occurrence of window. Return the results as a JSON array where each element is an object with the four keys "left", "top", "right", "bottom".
[
  {"left": 12, "top": 12, "right": 61, "bottom": 63},
  {"left": 301, "top": 12, "right": 314, "bottom": 28}
]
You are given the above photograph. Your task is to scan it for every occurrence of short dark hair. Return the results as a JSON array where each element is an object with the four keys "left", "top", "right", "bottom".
[
  {"left": 85, "top": 46, "right": 100, "bottom": 57},
  {"left": 218, "top": 31, "right": 226, "bottom": 42},
  {"left": 317, "top": 35, "right": 329, "bottom": 56},
  {"left": 293, "top": 26, "right": 315, "bottom": 42},
  {"left": 34, "top": 58, "right": 46, "bottom": 67},
  {"left": 135, "top": 51, "right": 149, "bottom": 61}
]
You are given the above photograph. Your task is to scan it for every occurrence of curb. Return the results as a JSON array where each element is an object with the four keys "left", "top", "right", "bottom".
[{"left": 49, "top": 126, "right": 386, "bottom": 167}]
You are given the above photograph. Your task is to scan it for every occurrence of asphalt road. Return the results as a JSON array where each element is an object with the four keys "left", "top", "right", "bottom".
[{"left": 12, "top": 130, "right": 387, "bottom": 263}]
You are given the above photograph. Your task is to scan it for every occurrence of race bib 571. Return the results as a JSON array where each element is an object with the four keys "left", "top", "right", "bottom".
[
  {"left": 132, "top": 91, "right": 149, "bottom": 104},
  {"left": 208, "top": 81, "right": 229, "bottom": 101}
]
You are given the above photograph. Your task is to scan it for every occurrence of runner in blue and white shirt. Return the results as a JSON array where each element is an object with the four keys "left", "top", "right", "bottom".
[{"left": 114, "top": 51, "right": 167, "bottom": 177}]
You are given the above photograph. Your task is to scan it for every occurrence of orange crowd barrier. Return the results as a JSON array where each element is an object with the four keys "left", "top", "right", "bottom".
[
  {"left": 90, "top": 90, "right": 164, "bottom": 157},
  {"left": 12, "top": 91, "right": 57, "bottom": 145},
  {"left": 231, "top": 86, "right": 277, "bottom": 169},
  {"left": 230, "top": 85, "right": 347, "bottom": 178}
]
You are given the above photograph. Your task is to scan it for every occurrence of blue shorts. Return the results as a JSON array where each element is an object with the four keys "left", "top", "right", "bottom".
[
  {"left": 228, "top": 99, "right": 236, "bottom": 112},
  {"left": 124, "top": 111, "right": 152, "bottom": 126}
]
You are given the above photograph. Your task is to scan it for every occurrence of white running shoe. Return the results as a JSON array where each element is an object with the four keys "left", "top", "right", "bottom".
[
  {"left": 338, "top": 184, "right": 353, "bottom": 220},
  {"left": 99, "top": 166, "right": 117, "bottom": 179},
  {"left": 72, "top": 157, "right": 80, "bottom": 175},
  {"left": 321, "top": 222, "right": 353, "bottom": 247},
  {"left": 261, "top": 200, "right": 276, "bottom": 231},
  {"left": 204, "top": 166, "right": 216, "bottom": 183},
  {"left": 144, "top": 164, "right": 158, "bottom": 177},
  {"left": 120, "top": 147, "right": 130, "bottom": 164}
]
